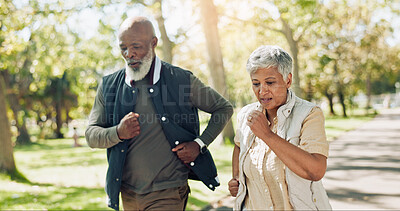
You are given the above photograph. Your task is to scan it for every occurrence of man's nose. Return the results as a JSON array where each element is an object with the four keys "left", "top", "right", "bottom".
[{"left": 124, "top": 48, "right": 136, "bottom": 59}]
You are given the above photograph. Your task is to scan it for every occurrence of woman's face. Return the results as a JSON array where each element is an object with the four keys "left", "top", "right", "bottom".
[{"left": 251, "top": 67, "right": 292, "bottom": 111}]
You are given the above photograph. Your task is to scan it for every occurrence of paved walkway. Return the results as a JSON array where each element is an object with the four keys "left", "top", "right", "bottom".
[
  {"left": 324, "top": 108, "right": 400, "bottom": 209},
  {"left": 205, "top": 108, "right": 400, "bottom": 210}
]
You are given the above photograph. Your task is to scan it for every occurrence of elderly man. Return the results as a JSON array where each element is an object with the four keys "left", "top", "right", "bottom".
[{"left": 86, "top": 16, "right": 233, "bottom": 210}]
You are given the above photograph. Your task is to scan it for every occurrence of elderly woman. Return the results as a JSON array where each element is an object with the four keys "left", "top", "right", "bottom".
[{"left": 228, "top": 45, "right": 331, "bottom": 210}]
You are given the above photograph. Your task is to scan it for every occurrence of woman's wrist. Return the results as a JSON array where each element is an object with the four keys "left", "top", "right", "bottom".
[{"left": 261, "top": 128, "right": 273, "bottom": 140}]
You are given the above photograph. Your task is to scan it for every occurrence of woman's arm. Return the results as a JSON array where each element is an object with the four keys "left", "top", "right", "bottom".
[
  {"left": 247, "top": 110, "right": 327, "bottom": 181},
  {"left": 228, "top": 144, "right": 240, "bottom": 196}
]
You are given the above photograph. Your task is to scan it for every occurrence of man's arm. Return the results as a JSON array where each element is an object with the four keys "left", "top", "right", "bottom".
[
  {"left": 189, "top": 74, "right": 234, "bottom": 145},
  {"left": 172, "top": 74, "right": 233, "bottom": 163},
  {"left": 85, "top": 82, "right": 122, "bottom": 149}
]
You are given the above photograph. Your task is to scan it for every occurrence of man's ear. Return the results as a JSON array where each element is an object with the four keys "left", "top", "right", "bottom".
[
  {"left": 286, "top": 73, "right": 292, "bottom": 88},
  {"left": 151, "top": 37, "right": 158, "bottom": 49}
]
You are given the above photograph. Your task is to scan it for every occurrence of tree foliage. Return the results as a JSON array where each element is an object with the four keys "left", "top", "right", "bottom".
[
  {"left": 1, "top": 0, "right": 399, "bottom": 146},
  {"left": 1, "top": 0, "right": 119, "bottom": 141}
]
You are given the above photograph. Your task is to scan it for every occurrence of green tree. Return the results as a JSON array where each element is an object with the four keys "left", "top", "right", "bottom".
[
  {"left": 249, "top": 0, "right": 322, "bottom": 97},
  {"left": 0, "top": 72, "right": 17, "bottom": 176},
  {"left": 198, "top": 0, "right": 235, "bottom": 143},
  {"left": 0, "top": 0, "right": 35, "bottom": 144},
  {"left": 0, "top": 0, "right": 123, "bottom": 139},
  {"left": 356, "top": 4, "right": 396, "bottom": 110},
  {"left": 312, "top": 0, "right": 398, "bottom": 115}
]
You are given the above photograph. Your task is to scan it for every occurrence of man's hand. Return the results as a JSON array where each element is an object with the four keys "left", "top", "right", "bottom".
[
  {"left": 172, "top": 141, "right": 200, "bottom": 163},
  {"left": 228, "top": 178, "right": 239, "bottom": 197},
  {"left": 116, "top": 112, "right": 140, "bottom": 140}
]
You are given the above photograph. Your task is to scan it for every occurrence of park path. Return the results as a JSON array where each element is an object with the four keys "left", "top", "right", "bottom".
[
  {"left": 205, "top": 108, "right": 400, "bottom": 210},
  {"left": 323, "top": 108, "right": 400, "bottom": 209}
]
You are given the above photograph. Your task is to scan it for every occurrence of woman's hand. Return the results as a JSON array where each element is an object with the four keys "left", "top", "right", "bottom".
[
  {"left": 228, "top": 178, "right": 239, "bottom": 197},
  {"left": 246, "top": 110, "right": 328, "bottom": 181},
  {"left": 246, "top": 110, "right": 272, "bottom": 139},
  {"left": 230, "top": 144, "right": 240, "bottom": 197}
]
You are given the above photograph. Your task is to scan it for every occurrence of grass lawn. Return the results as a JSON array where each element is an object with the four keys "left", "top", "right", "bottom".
[
  {"left": 0, "top": 140, "right": 107, "bottom": 210},
  {"left": 0, "top": 138, "right": 233, "bottom": 210},
  {"left": 0, "top": 112, "right": 376, "bottom": 210},
  {"left": 324, "top": 114, "right": 375, "bottom": 141}
]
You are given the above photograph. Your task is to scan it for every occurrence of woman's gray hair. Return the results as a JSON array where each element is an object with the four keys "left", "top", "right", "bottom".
[{"left": 246, "top": 45, "right": 292, "bottom": 80}]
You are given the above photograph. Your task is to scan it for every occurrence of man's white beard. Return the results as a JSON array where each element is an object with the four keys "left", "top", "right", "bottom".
[{"left": 125, "top": 49, "right": 153, "bottom": 81}]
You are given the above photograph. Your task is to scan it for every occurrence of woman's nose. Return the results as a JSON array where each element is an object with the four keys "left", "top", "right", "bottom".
[{"left": 259, "top": 84, "right": 269, "bottom": 94}]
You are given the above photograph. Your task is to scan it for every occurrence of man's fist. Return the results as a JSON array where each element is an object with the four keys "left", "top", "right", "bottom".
[
  {"left": 116, "top": 112, "right": 140, "bottom": 140},
  {"left": 172, "top": 141, "right": 200, "bottom": 163}
]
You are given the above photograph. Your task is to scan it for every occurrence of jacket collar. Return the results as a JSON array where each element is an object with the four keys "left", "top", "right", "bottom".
[
  {"left": 277, "top": 89, "right": 296, "bottom": 119},
  {"left": 152, "top": 56, "right": 162, "bottom": 84},
  {"left": 125, "top": 56, "right": 162, "bottom": 86}
]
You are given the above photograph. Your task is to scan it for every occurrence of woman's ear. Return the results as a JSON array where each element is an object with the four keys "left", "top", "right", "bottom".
[{"left": 286, "top": 73, "right": 292, "bottom": 88}]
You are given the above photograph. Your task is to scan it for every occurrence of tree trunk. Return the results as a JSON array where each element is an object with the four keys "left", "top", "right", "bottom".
[
  {"left": 16, "top": 123, "right": 31, "bottom": 145},
  {"left": 55, "top": 101, "right": 63, "bottom": 138},
  {"left": 324, "top": 89, "right": 336, "bottom": 116},
  {"left": 65, "top": 107, "right": 71, "bottom": 126},
  {"left": 154, "top": 0, "right": 173, "bottom": 64},
  {"left": 280, "top": 17, "right": 302, "bottom": 97},
  {"left": 8, "top": 95, "right": 31, "bottom": 145},
  {"left": 55, "top": 80, "right": 63, "bottom": 138},
  {"left": 199, "top": 0, "right": 235, "bottom": 144},
  {"left": 333, "top": 61, "right": 347, "bottom": 117},
  {"left": 305, "top": 78, "right": 313, "bottom": 102},
  {"left": 0, "top": 72, "right": 17, "bottom": 175},
  {"left": 338, "top": 88, "right": 347, "bottom": 117},
  {"left": 366, "top": 73, "right": 372, "bottom": 112},
  {"left": 1, "top": 70, "right": 31, "bottom": 145}
]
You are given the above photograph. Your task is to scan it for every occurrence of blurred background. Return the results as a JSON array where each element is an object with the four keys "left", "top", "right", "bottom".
[{"left": 1, "top": 0, "right": 400, "bottom": 210}]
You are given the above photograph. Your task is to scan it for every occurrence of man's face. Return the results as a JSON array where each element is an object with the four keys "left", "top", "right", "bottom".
[{"left": 118, "top": 24, "right": 156, "bottom": 71}]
